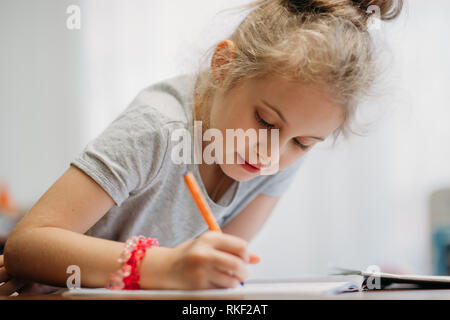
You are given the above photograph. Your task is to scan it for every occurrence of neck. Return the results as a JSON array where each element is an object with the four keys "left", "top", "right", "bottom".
[
  {"left": 193, "top": 93, "right": 234, "bottom": 202},
  {"left": 194, "top": 93, "right": 215, "bottom": 163}
]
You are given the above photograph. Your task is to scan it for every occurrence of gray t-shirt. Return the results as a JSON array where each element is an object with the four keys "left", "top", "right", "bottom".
[{"left": 71, "top": 74, "right": 304, "bottom": 247}]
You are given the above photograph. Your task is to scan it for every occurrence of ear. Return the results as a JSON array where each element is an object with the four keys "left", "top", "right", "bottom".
[{"left": 211, "top": 40, "right": 236, "bottom": 86}]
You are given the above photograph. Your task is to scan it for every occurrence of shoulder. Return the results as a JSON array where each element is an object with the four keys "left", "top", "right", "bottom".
[
  {"left": 104, "top": 73, "right": 197, "bottom": 145},
  {"left": 128, "top": 73, "right": 197, "bottom": 125},
  {"left": 71, "top": 74, "right": 198, "bottom": 206}
]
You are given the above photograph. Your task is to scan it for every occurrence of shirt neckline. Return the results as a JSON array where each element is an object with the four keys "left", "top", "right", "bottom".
[
  {"left": 183, "top": 82, "right": 241, "bottom": 210},
  {"left": 191, "top": 164, "right": 241, "bottom": 210}
]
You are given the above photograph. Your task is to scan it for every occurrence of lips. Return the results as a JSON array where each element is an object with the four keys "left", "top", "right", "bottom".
[{"left": 236, "top": 153, "right": 262, "bottom": 173}]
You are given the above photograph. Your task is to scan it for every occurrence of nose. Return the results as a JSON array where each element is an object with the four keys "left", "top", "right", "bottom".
[
  {"left": 257, "top": 150, "right": 272, "bottom": 168},
  {"left": 259, "top": 130, "right": 294, "bottom": 166},
  {"left": 254, "top": 143, "right": 283, "bottom": 169}
]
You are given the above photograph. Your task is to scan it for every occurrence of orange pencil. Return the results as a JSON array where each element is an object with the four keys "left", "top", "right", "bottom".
[
  {"left": 183, "top": 171, "right": 221, "bottom": 232},
  {"left": 183, "top": 171, "right": 246, "bottom": 286}
]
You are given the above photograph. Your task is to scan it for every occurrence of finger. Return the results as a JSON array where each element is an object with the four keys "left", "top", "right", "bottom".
[
  {"left": 249, "top": 253, "right": 260, "bottom": 264},
  {"left": 210, "top": 251, "right": 248, "bottom": 282},
  {"left": 0, "top": 279, "right": 27, "bottom": 296},
  {"left": 0, "top": 267, "right": 11, "bottom": 283},
  {"left": 0, "top": 255, "right": 4, "bottom": 266},
  {"left": 209, "top": 269, "right": 240, "bottom": 289},
  {"left": 207, "top": 233, "right": 249, "bottom": 262},
  {"left": 15, "top": 282, "right": 37, "bottom": 295},
  {"left": 19, "top": 283, "right": 59, "bottom": 296}
]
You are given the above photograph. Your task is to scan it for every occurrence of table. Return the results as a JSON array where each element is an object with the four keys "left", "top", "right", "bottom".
[{"left": 2, "top": 288, "right": 450, "bottom": 300}]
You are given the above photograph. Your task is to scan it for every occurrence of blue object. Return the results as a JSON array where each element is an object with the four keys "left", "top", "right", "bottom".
[{"left": 432, "top": 226, "right": 450, "bottom": 275}]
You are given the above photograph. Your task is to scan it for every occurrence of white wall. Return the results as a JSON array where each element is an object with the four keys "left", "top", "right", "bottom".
[
  {"left": 1, "top": 0, "right": 449, "bottom": 278},
  {"left": 78, "top": 0, "right": 246, "bottom": 141},
  {"left": 0, "top": 0, "right": 84, "bottom": 207},
  {"left": 251, "top": 0, "right": 450, "bottom": 277}
]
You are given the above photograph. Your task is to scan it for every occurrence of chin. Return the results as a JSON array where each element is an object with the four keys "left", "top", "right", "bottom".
[{"left": 219, "top": 163, "right": 258, "bottom": 182}]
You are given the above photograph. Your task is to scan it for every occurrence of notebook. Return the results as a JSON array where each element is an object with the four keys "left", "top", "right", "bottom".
[
  {"left": 342, "top": 268, "right": 450, "bottom": 290},
  {"left": 61, "top": 271, "right": 450, "bottom": 298},
  {"left": 61, "top": 277, "right": 362, "bottom": 298}
]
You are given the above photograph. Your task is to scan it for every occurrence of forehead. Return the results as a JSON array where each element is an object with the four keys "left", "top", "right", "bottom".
[{"left": 243, "top": 74, "right": 345, "bottom": 135}]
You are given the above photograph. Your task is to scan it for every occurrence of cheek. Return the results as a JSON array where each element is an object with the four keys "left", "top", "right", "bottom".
[
  {"left": 278, "top": 149, "right": 305, "bottom": 171},
  {"left": 217, "top": 110, "right": 256, "bottom": 137},
  {"left": 211, "top": 101, "right": 243, "bottom": 129},
  {"left": 209, "top": 105, "right": 223, "bottom": 129}
]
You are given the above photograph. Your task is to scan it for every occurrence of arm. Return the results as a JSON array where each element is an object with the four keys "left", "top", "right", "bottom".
[
  {"left": 222, "top": 194, "right": 280, "bottom": 242},
  {"left": 3, "top": 165, "right": 254, "bottom": 290},
  {"left": 3, "top": 166, "right": 170, "bottom": 288}
]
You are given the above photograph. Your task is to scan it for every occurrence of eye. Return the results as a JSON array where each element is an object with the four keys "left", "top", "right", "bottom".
[
  {"left": 293, "top": 138, "right": 310, "bottom": 151},
  {"left": 255, "top": 110, "right": 275, "bottom": 129}
]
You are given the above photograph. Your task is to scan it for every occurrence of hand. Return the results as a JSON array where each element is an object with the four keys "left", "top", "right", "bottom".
[
  {"left": 0, "top": 255, "right": 60, "bottom": 296},
  {"left": 0, "top": 254, "right": 28, "bottom": 296},
  {"left": 159, "top": 231, "right": 260, "bottom": 290}
]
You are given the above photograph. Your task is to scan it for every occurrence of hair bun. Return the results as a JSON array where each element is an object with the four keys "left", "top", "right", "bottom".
[
  {"left": 350, "top": 0, "right": 403, "bottom": 20},
  {"left": 282, "top": 0, "right": 403, "bottom": 28}
]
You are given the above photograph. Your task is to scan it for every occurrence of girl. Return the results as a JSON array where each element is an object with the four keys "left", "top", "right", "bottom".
[{"left": 1, "top": 0, "right": 403, "bottom": 295}]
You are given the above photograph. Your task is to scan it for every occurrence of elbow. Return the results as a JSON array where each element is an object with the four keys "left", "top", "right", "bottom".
[{"left": 3, "top": 230, "right": 27, "bottom": 278}]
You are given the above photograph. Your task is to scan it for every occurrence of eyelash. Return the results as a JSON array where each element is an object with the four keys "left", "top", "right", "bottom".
[
  {"left": 254, "top": 110, "right": 309, "bottom": 151},
  {"left": 293, "top": 138, "right": 309, "bottom": 151},
  {"left": 255, "top": 110, "right": 275, "bottom": 129}
]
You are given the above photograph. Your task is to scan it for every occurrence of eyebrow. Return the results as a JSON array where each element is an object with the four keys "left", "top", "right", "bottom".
[{"left": 261, "top": 99, "right": 325, "bottom": 142}]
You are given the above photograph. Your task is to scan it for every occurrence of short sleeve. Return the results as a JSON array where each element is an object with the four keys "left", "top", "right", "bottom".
[
  {"left": 259, "top": 157, "right": 305, "bottom": 197},
  {"left": 70, "top": 104, "right": 170, "bottom": 207}
]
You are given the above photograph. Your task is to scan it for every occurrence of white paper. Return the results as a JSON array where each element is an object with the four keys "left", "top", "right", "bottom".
[{"left": 62, "top": 281, "right": 361, "bottom": 298}]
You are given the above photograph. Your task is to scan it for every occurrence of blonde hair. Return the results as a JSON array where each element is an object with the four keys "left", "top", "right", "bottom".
[{"left": 194, "top": 0, "right": 403, "bottom": 138}]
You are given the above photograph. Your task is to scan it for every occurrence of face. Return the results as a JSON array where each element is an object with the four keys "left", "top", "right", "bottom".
[{"left": 208, "top": 74, "right": 345, "bottom": 182}]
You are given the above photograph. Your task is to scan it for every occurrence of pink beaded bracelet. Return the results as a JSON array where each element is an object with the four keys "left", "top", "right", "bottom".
[{"left": 106, "top": 235, "right": 159, "bottom": 290}]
